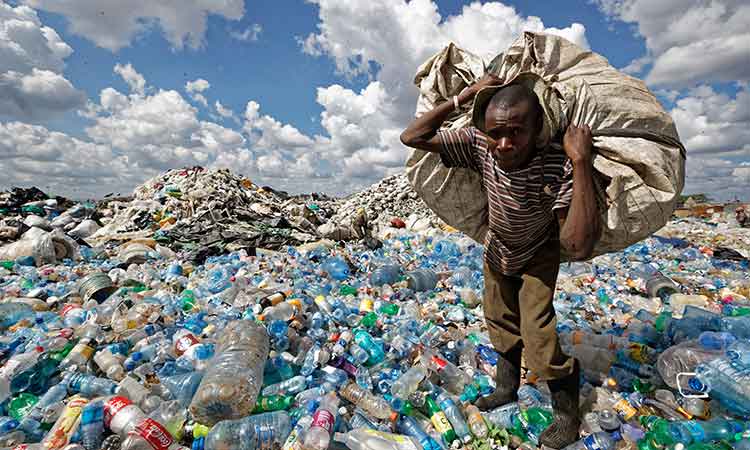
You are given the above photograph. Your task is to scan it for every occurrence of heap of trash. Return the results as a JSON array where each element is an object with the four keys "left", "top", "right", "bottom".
[
  {"left": 0, "top": 172, "right": 749, "bottom": 450},
  {"left": 319, "top": 174, "right": 443, "bottom": 241}
]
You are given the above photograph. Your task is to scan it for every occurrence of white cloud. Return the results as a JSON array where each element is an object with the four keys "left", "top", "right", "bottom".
[
  {"left": 593, "top": 0, "right": 749, "bottom": 88},
  {"left": 670, "top": 85, "right": 750, "bottom": 200},
  {"left": 299, "top": 0, "right": 590, "bottom": 183},
  {"left": 243, "top": 101, "right": 316, "bottom": 149},
  {"left": 22, "top": 0, "right": 245, "bottom": 51},
  {"left": 214, "top": 100, "right": 239, "bottom": 124},
  {"left": 230, "top": 23, "right": 262, "bottom": 42},
  {"left": 185, "top": 78, "right": 210, "bottom": 107},
  {"left": 114, "top": 63, "right": 146, "bottom": 95},
  {"left": 0, "top": 2, "right": 84, "bottom": 119},
  {"left": 671, "top": 85, "right": 750, "bottom": 157}
]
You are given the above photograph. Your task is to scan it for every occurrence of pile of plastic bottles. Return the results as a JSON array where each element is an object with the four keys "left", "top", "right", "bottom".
[{"left": 0, "top": 225, "right": 748, "bottom": 450}]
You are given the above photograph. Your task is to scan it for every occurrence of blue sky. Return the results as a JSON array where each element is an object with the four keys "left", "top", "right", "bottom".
[{"left": 1, "top": 0, "right": 748, "bottom": 200}]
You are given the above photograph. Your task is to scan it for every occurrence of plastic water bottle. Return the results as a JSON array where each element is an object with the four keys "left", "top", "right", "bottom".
[
  {"left": 353, "top": 329, "right": 385, "bottom": 366},
  {"left": 433, "top": 240, "right": 461, "bottom": 260},
  {"left": 0, "top": 348, "right": 42, "bottom": 403},
  {"left": 189, "top": 320, "right": 269, "bottom": 425},
  {"left": 397, "top": 415, "right": 442, "bottom": 450},
  {"left": 259, "top": 300, "right": 304, "bottom": 322},
  {"left": 160, "top": 372, "right": 204, "bottom": 408},
  {"left": 698, "top": 331, "right": 737, "bottom": 351},
  {"left": 340, "top": 381, "right": 394, "bottom": 419},
  {"left": 322, "top": 257, "right": 349, "bottom": 280},
  {"left": 390, "top": 365, "right": 427, "bottom": 400},
  {"left": 64, "top": 372, "right": 118, "bottom": 397},
  {"left": 668, "top": 419, "right": 746, "bottom": 444},
  {"left": 80, "top": 400, "right": 105, "bottom": 450},
  {"left": 93, "top": 348, "right": 126, "bottom": 381},
  {"left": 689, "top": 359, "right": 750, "bottom": 417},
  {"left": 406, "top": 270, "right": 438, "bottom": 292},
  {"left": 645, "top": 272, "right": 678, "bottom": 300},
  {"left": 302, "top": 392, "right": 339, "bottom": 450},
  {"left": 464, "top": 404, "right": 489, "bottom": 439},
  {"left": 561, "top": 431, "right": 621, "bottom": 450},
  {"left": 483, "top": 403, "right": 521, "bottom": 429},
  {"left": 727, "top": 340, "right": 750, "bottom": 367},
  {"left": 425, "top": 395, "right": 457, "bottom": 445},
  {"left": 436, "top": 391, "right": 472, "bottom": 443},
  {"left": 204, "top": 411, "right": 291, "bottom": 450},
  {"left": 371, "top": 265, "right": 401, "bottom": 286},
  {"left": 333, "top": 428, "right": 421, "bottom": 450},
  {"left": 723, "top": 316, "right": 750, "bottom": 339},
  {"left": 0, "top": 303, "right": 35, "bottom": 331},
  {"left": 262, "top": 375, "right": 307, "bottom": 396}
]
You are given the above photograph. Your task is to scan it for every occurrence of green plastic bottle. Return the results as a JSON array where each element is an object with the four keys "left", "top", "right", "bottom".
[
  {"left": 425, "top": 396, "right": 457, "bottom": 445},
  {"left": 9, "top": 392, "right": 38, "bottom": 420},
  {"left": 378, "top": 303, "right": 400, "bottom": 316},
  {"left": 359, "top": 312, "right": 378, "bottom": 328},
  {"left": 253, "top": 395, "right": 294, "bottom": 413},
  {"left": 339, "top": 284, "right": 358, "bottom": 296}
]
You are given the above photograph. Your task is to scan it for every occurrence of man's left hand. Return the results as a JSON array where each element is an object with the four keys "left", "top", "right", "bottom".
[{"left": 563, "top": 124, "right": 593, "bottom": 164}]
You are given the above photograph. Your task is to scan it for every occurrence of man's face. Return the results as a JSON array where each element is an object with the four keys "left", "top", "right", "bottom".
[{"left": 482, "top": 100, "right": 539, "bottom": 171}]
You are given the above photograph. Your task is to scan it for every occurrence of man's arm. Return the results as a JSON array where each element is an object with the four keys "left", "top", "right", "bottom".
[
  {"left": 400, "top": 74, "right": 502, "bottom": 152},
  {"left": 557, "top": 124, "right": 601, "bottom": 260}
]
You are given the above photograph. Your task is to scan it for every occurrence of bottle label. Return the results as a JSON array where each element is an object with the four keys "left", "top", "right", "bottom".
[
  {"left": 431, "top": 411, "right": 453, "bottom": 434},
  {"left": 311, "top": 409, "right": 335, "bottom": 432},
  {"left": 254, "top": 424, "right": 275, "bottom": 450},
  {"left": 132, "top": 418, "right": 174, "bottom": 450},
  {"left": 104, "top": 396, "right": 132, "bottom": 428},
  {"left": 583, "top": 434, "right": 605, "bottom": 450},
  {"left": 60, "top": 303, "right": 81, "bottom": 317},
  {"left": 431, "top": 356, "right": 448, "bottom": 371},
  {"left": 362, "top": 429, "right": 414, "bottom": 445},
  {"left": 174, "top": 333, "right": 199, "bottom": 355}
]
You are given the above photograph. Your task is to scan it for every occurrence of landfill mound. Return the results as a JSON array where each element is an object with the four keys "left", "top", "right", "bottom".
[
  {"left": 319, "top": 173, "right": 444, "bottom": 240},
  {"left": 87, "top": 167, "right": 337, "bottom": 262}
]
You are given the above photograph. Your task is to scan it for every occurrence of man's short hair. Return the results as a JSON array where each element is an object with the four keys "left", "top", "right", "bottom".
[{"left": 487, "top": 83, "right": 543, "bottom": 131}]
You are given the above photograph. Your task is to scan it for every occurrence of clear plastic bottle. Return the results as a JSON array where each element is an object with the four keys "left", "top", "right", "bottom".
[
  {"left": 340, "top": 381, "right": 394, "bottom": 419},
  {"left": 561, "top": 431, "right": 621, "bottom": 450},
  {"left": 482, "top": 402, "right": 520, "bottom": 429},
  {"left": 64, "top": 372, "right": 118, "bottom": 397},
  {"left": 204, "top": 411, "right": 292, "bottom": 450},
  {"left": 668, "top": 419, "right": 746, "bottom": 444},
  {"left": 262, "top": 375, "right": 307, "bottom": 396},
  {"left": 390, "top": 365, "right": 427, "bottom": 400},
  {"left": 436, "top": 391, "right": 472, "bottom": 443},
  {"left": 406, "top": 270, "right": 438, "bottom": 292},
  {"left": 0, "top": 348, "right": 41, "bottom": 403},
  {"left": 189, "top": 320, "right": 269, "bottom": 425},
  {"left": 43, "top": 395, "right": 89, "bottom": 450},
  {"left": 396, "top": 416, "right": 442, "bottom": 450},
  {"left": 94, "top": 348, "right": 126, "bottom": 381},
  {"left": 464, "top": 404, "right": 489, "bottom": 439},
  {"left": 302, "top": 392, "right": 339, "bottom": 450},
  {"left": 80, "top": 400, "right": 104, "bottom": 450},
  {"left": 259, "top": 300, "right": 304, "bottom": 322},
  {"left": 160, "top": 371, "right": 203, "bottom": 408},
  {"left": 333, "top": 428, "right": 421, "bottom": 450},
  {"left": 420, "top": 350, "right": 470, "bottom": 395},
  {"left": 370, "top": 265, "right": 401, "bottom": 287},
  {"left": 727, "top": 339, "right": 750, "bottom": 367}
]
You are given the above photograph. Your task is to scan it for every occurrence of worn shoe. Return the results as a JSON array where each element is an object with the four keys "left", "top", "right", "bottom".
[
  {"left": 539, "top": 360, "right": 581, "bottom": 449},
  {"left": 475, "top": 347, "right": 522, "bottom": 411}
]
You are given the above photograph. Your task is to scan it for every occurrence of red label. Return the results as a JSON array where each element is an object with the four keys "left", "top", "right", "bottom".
[
  {"left": 311, "top": 410, "right": 335, "bottom": 433},
  {"left": 132, "top": 418, "right": 174, "bottom": 450},
  {"left": 60, "top": 303, "right": 81, "bottom": 317},
  {"left": 104, "top": 396, "right": 132, "bottom": 428},
  {"left": 432, "top": 356, "right": 448, "bottom": 370},
  {"left": 174, "top": 333, "right": 199, "bottom": 356}
]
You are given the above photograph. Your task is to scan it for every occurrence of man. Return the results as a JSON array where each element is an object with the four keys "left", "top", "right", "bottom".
[{"left": 400, "top": 74, "right": 601, "bottom": 448}]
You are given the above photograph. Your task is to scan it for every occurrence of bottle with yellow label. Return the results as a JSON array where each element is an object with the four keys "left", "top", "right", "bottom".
[{"left": 424, "top": 396, "right": 457, "bottom": 445}]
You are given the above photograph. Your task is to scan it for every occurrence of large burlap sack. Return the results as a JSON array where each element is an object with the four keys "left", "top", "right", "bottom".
[{"left": 406, "top": 32, "right": 686, "bottom": 258}]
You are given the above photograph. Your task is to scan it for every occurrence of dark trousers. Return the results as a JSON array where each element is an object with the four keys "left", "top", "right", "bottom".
[{"left": 483, "top": 238, "right": 574, "bottom": 381}]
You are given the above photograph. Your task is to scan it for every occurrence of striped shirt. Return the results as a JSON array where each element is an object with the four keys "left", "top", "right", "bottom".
[{"left": 439, "top": 127, "right": 574, "bottom": 275}]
